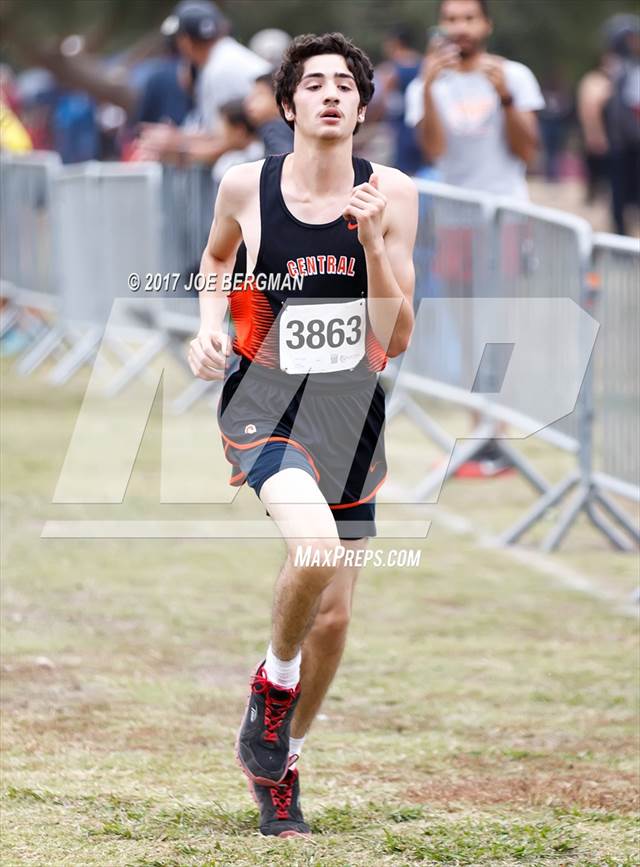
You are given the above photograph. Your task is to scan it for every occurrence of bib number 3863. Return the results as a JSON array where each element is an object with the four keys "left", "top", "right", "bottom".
[{"left": 279, "top": 298, "right": 366, "bottom": 374}]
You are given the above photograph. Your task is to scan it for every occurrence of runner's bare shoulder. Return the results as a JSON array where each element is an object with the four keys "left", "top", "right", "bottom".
[
  {"left": 370, "top": 163, "right": 418, "bottom": 203},
  {"left": 216, "top": 160, "right": 265, "bottom": 213}
]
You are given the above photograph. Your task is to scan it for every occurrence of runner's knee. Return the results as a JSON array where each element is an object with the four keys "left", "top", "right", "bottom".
[
  {"left": 289, "top": 538, "right": 343, "bottom": 586},
  {"left": 310, "top": 604, "right": 351, "bottom": 642}
]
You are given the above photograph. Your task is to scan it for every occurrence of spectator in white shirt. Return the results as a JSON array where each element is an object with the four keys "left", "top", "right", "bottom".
[
  {"left": 407, "top": 0, "right": 546, "bottom": 476},
  {"left": 405, "top": 0, "right": 544, "bottom": 199},
  {"left": 138, "top": 0, "right": 270, "bottom": 165}
]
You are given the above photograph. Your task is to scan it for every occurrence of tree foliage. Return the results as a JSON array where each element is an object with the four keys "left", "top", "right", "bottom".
[{"left": 1, "top": 0, "right": 635, "bottom": 85}]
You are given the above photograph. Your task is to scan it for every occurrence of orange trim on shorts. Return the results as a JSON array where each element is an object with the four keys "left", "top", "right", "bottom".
[
  {"left": 329, "top": 474, "right": 387, "bottom": 511},
  {"left": 220, "top": 432, "right": 321, "bottom": 483}
]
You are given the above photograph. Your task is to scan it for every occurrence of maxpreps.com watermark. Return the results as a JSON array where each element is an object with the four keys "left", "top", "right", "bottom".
[
  {"left": 294, "top": 545, "right": 422, "bottom": 569},
  {"left": 127, "top": 271, "right": 304, "bottom": 293}
]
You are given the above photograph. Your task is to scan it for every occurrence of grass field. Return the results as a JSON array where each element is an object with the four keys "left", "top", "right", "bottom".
[{"left": 1, "top": 353, "right": 639, "bottom": 867}]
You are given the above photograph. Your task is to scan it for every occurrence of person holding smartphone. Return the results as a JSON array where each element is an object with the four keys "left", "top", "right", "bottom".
[
  {"left": 405, "top": 0, "right": 544, "bottom": 199},
  {"left": 405, "top": 0, "right": 545, "bottom": 477}
]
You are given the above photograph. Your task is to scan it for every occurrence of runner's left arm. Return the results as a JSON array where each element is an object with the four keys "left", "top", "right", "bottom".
[{"left": 343, "top": 169, "right": 418, "bottom": 357}]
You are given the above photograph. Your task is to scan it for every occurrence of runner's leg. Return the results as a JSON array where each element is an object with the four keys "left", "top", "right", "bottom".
[
  {"left": 259, "top": 467, "right": 344, "bottom": 662},
  {"left": 291, "top": 538, "right": 367, "bottom": 741}
]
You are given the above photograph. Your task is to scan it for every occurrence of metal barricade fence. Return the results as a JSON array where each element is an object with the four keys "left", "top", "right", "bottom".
[
  {"left": 408, "top": 179, "right": 493, "bottom": 384},
  {"left": 396, "top": 181, "right": 554, "bottom": 502},
  {"left": 491, "top": 201, "right": 593, "bottom": 447},
  {"left": 157, "top": 166, "right": 220, "bottom": 413},
  {"left": 0, "top": 151, "right": 61, "bottom": 307},
  {"left": 497, "top": 213, "right": 638, "bottom": 552},
  {"left": 160, "top": 163, "right": 215, "bottom": 290},
  {"left": 385, "top": 180, "right": 495, "bottom": 468},
  {"left": 17, "top": 161, "right": 163, "bottom": 384},
  {"left": 490, "top": 201, "right": 605, "bottom": 550},
  {"left": 102, "top": 167, "right": 215, "bottom": 401},
  {"left": 54, "top": 161, "right": 162, "bottom": 326},
  {"left": 592, "top": 234, "right": 640, "bottom": 506}
]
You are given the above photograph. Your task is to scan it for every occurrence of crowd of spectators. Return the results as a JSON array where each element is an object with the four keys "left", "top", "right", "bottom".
[{"left": 1, "top": 0, "right": 638, "bottom": 235}]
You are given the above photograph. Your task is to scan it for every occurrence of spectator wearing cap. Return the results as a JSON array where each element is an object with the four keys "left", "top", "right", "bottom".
[{"left": 138, "top": 0, "right": 269, "bottom": 164}]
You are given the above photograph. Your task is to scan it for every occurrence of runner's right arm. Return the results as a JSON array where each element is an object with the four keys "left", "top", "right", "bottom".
[{"left": 188, "top": 166, "right": 246, "bottom": 381}]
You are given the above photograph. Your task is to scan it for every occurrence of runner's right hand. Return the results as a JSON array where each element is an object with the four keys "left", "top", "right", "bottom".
[{"left": 188, "top": 328, "right": 231, "bottom": 381}]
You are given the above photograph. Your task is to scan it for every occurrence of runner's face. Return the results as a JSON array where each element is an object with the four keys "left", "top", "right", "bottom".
[
  {"left": 439, "top": 0, "right": 492, "bottom": 58},
  {"left": 287, "top": 54, "right": 363, "bottom": 139}
]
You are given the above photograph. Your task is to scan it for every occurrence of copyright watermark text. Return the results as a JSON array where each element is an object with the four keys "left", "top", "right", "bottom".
[{"left": 127, "top": 272, "right": 304, "bottom": 293}]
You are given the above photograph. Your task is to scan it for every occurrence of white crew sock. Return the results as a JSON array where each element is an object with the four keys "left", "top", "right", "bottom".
[
  {"left": 288, "top": 735, "right": 306, "bottom": 768},
  {"left": 264, "top": 643, "right": 301, "bottom": 689}
]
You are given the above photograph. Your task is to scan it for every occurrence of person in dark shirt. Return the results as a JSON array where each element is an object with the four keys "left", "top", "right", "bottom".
[
  {"left": 378, "top": 25, "right": 425, "bottom": 175},
  {"left": 135, "top": 54, "right": 194, "bottom": 126}
]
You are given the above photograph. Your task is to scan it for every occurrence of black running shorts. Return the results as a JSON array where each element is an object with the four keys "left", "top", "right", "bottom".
[{"left": 218, "top": 357, "right": 387, "bottom": 540}]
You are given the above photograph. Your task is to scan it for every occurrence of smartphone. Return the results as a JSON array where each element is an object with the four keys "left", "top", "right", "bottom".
[{"left": 426, "top": 26, "right": 449, "bottom": 48}]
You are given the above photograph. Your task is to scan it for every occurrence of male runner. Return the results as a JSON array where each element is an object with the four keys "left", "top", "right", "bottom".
[{"left": 188, "top": 32, "right": 417, "bottom": 837}]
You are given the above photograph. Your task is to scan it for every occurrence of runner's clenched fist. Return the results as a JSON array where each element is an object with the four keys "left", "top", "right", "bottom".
[{"left": 342, "top": 174, "right": 386, "bottom": 249}]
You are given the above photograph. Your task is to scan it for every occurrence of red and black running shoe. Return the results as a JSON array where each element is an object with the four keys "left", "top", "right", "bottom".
[
  {"left": 251, "top": 767, "right": 311, "bottom": 838},
  {"left": 236, "top": 661, "right": 301, "bottom": 786}
]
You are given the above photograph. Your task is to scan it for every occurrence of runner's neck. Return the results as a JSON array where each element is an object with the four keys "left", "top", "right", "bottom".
[{"left": 285, "top": 140, "right": 355, "bottom": 199}]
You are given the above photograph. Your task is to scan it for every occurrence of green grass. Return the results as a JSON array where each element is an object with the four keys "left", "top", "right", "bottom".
[{"left": 1, "top": 356, "right": 639, "bottom": 866}]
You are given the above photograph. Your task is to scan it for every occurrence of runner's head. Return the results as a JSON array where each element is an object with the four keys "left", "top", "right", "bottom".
[
  {"left": 274, "top": 33, "right": 374, "bottom": 138},
  {"left": 437, "top": 0, "right": 492, "bottom": 59}
]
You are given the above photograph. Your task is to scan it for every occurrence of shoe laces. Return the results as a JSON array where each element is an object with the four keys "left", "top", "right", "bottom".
[
  {"left": 270, "top": 770, "right": 296, "bottom": 819},
  {"left": 252, "top": 668, "right": 299, "bottom": 743}
]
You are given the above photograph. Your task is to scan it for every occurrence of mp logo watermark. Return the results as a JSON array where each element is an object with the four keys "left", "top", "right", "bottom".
[{"left": 42, "top": 297, "right": 598, "bottom": 541}]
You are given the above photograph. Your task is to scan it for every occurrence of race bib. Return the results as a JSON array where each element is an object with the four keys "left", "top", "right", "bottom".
[{"left": 279, "top": 298, "right": 366, "bottom": 374}]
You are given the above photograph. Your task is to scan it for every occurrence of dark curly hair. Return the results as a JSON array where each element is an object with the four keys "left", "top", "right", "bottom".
[{"left": 274, "top": 32, "right": 375, "bottom": 134}]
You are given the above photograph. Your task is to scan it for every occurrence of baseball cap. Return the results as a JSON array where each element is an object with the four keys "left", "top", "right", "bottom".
[{"left": 161, "top": 0, "right": 226, "bottom": 41}]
